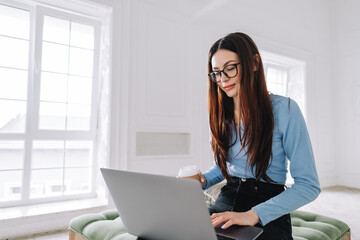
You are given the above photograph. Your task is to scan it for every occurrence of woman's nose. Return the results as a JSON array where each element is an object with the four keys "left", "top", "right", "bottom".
[{"left": 219, "top": 72, "right": 230, "bottom": 82}]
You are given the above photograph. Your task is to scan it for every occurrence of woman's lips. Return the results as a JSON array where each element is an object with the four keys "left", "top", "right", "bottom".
[{"left": 223, "top": 84, "right": 235, "bottom": 91}]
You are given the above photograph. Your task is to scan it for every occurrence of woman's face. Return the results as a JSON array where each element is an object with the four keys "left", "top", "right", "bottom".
[{"left": 211, "top": 49, "right": 241, "bottom": 99}]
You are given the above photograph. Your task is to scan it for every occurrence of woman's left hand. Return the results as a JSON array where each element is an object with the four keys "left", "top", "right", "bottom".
[{"left": 211, "top": 209, "right": 260, "bottom": 229}]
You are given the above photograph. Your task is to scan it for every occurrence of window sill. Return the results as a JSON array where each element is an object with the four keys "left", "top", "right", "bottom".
[
  {"left": 0, "top": 197, "right": 109, "bottom": 239},
  {"left": 0, "top": 197, "right": 108, "bottom": 221}
]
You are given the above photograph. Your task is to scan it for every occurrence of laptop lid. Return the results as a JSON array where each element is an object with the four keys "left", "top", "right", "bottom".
[{"left": 101, "top": 168, "right": 262, "bottom": 240}]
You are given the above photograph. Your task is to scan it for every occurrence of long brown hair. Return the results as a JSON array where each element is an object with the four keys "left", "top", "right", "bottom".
[{"left": 208, "top": 32, "right": 274, "bottom": 183}]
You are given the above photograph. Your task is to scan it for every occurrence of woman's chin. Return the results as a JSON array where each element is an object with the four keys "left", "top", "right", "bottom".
[{"left": 225, "top": 91, "right": 238, "bottom": 98}]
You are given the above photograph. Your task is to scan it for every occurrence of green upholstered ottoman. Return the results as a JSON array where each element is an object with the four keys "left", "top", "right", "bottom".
[
  {"left": 69, "top": 209, "right": 136, "bottom": 240},
  {"left": 69, "top": 209, "right": 351, "bottom": 240},
  {"left": 291, "top": 210, "right": 350, "bottom": 240}
]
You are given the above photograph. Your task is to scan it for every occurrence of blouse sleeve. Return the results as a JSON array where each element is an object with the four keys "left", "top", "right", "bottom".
[
  {"left": 203, "top": 162, "right": 224, "bottom": 189},
  {"left": 252, "top": 98, "right": 321, "bottom": 225}
]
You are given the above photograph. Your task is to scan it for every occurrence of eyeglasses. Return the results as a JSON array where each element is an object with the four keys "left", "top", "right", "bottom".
[{"left": 208, "top": 62, "right": 240, "bottom": 83}]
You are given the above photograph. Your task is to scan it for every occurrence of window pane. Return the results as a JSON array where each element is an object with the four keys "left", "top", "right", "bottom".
[
  {"left": 0, "top": 36, "right": 29, "bottom": 69},
  {"left": 70, "top": 22, "right": 94, "bottom": 49},
  {"left": 68, "top": 76, "right": 92, "bottom": 104},
  {"left": 0, "top": 99, "right": 26, "bottom": 133},
  {"left": 41, "top": 42, "right": 69, "bottom": 74},
  {"left": 43, "top": 16, "right": 70, "bottom": 45},
  {"left": 32, "top": 141, "right": 64, "bottom": 169},
  {"left": 0, "top": 141, "right": 24, "bottom": 170},
  {"left": 65, "top": 141, "right": 92, "bottom": 167},
  {"left": 40, "top": 72, "right": 68, "bottom": 102},
  {"left": 66, "top": 104, "right": 91, "bottom": 130},
  {"left": 69, "top": 47, "right": 93, "bottom": 77},
  {"left": 39, "top": 102, "right": 66, "bottom": 130},
  {"left": 0, "top": 170, "right": 22, "bottom": 201},
  {"left": 0, "top": 4, "right": 30, "bottom": 39},
  {"left": 64, "top": 167, "right": 91, "bottom": 195},
  {"left": 288, "top": 67, "right": 306, "bottom": 115},
  {"left": 0, "top": 68, "right": 27, "bottom": 100},
  {"left": 30, "top": 169, "right": 63, "bottom": 198},
  {"left": 266, "top": 67, "right": 287, "bottom": 96}
]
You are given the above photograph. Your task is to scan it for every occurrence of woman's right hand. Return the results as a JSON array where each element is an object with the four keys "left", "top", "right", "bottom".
[
  {"left": 199, "top": 172, "right": 207, "bottom": 187},
  {"left": 177, "top": 172, "right": 207, "bottom": 187}
]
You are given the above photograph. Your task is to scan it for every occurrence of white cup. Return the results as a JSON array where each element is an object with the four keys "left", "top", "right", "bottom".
[{"left": 178, "top": 165, "right": 201, "bottom": 181}]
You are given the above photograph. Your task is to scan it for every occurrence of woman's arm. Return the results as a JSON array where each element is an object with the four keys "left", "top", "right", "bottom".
[
  {"left": 252, "top": 98, "right": 321, "bottom": 225},
  {"left": 202, "top": 163, "right": 225, "bottom": 189}
]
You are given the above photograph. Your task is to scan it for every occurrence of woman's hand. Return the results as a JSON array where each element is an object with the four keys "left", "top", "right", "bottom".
[
  {"left": 199, "top": 172, "right": 207, "bottom": 187},
  {"left": 211, "top": 209, "right": 260, "bottom": 229},
  {"left": 177, "top": 172, "right": 207, "bottom": 187}
]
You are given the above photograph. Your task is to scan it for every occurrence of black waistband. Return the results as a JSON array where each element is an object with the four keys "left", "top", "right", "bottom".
[{"left": 229, "top": 177, "right": 285, "bottom": 192}]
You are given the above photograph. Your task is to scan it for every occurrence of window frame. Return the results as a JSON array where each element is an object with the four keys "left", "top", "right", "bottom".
[{"left": 0, "top": 1, "right": 103, "bottom": 208}]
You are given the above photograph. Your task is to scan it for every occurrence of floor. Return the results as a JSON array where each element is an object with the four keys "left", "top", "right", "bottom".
[
  {"left": 13, "top": 230, "right": 69, "bottom": 240},
  {"left": 299, "top": 185, "right": 360, "bottom": 240},
  {"left": 13, "top": 186, "right": 360, "bottom": 240}
]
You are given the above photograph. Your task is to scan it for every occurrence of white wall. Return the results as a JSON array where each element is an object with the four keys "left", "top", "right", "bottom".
[
  {"left": 332, "top": 0, "right": 360, "bottom": 189},
  {"left": 122, "top": 0, "right": 201, "bottom": 176}
]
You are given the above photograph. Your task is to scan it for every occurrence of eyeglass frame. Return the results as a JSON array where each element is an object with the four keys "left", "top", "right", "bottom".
[{"left": 208, "top": 62, "right": 241, "bottom": 83}]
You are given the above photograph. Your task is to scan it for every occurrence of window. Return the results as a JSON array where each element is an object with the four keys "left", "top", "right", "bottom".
[
  {"left": 262, "top": 51, "right": 306, "bottom": 118},
  {"left": 0, "top": 1, "right": 109, "bottom": 208},
  {"left": 266, "top": 65, "right": 288, "bottom": 96}
]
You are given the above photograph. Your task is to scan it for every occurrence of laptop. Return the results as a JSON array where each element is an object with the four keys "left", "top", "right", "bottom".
[{"left": 101, "top": 168, "right": 263, "bottom": 240}]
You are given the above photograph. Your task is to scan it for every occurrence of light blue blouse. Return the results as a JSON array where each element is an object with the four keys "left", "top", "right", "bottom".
[{"left": 203, "top": 94, "right": 321, "bottom": 225}]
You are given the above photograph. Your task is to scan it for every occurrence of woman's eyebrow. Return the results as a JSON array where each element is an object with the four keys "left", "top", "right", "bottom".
[{"left": 213, "top": 60, "right": 238, "bottom": 70}]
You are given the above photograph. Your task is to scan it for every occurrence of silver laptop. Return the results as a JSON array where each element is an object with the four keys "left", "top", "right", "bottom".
[{"left": 101, "top": 168, "right": 263, "bottom": 240}]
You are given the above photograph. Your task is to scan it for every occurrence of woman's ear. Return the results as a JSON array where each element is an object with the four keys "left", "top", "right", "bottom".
[{"left": 253, "top": 54, "right": 260, "bottom": 72}]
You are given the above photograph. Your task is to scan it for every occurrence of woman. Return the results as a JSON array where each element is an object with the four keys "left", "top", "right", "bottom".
[{"left": 199, "top": 32, "right": 320, "bottom": 239}]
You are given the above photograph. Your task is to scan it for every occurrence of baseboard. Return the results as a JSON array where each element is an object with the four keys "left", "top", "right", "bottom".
[
  {"left": 318, "top": 173, "right": 360, "bottom": 189},
  {"left": 0, "top": 205, "right": 108, "bottom": 239},
  {"left": 337, "top": 174, "right": 360, "bottom": 189},
  {"left": 318, "top": 174, "right": 337, "bottom": 188}
]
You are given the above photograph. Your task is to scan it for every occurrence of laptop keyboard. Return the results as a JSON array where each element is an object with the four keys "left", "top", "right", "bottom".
[{"left": 216, "top": 234, "right": 236, "bottom": 240}]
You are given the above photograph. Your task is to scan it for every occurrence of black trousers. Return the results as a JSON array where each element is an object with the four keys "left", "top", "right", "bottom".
[{"left": 209, "top": 177, "right": 293, "bottom": 240}]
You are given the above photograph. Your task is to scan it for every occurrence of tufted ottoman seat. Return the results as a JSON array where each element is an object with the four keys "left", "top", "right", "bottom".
[
  {"left": 69, "top": 209, "right": 136, "bottom": 240},
  {"left": 291, "top": 210, "right": 350, "bottom": 240},
  {"left": 69, "top": 209, "right": 351, "bottom": 240}
]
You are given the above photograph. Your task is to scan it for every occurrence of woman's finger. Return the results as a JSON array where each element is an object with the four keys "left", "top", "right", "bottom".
[
  {"left": 210, "top": 212, "right": 222, "bottom": 220},
  {"left": 221, "top": 219, "right": 235, "bottom": 229},
  {"left": 199, "top": 173, "right": 207, "bottom": 186},
  {"left": 211, "top": 213, "right": 231, "bottom": 227},
  {"left": 212, "top": 217, "right": 225, "bottom": 227}
]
